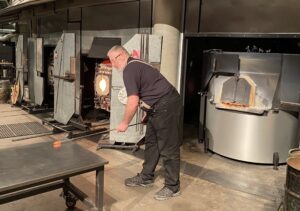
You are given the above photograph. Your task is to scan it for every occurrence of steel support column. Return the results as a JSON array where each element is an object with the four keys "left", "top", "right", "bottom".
[{"left": 152, "top": 0, "right": 183, "bottom": 91}]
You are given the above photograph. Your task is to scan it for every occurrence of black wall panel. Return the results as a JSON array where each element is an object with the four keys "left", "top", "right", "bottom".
[
  {"left": 82, "top": 2, "right": 140, "bottom": 31},
  {"left": 68, "top": 7, "right": 81, "bottom": 22},
  {"left": 55, "top": 0, "right": 134, "bottom": 10},
  {"left": 139, "top": 0, "right": 152, "bottom": 29},
  {"left": 38, "top": 11, "right": 68, "bottom": 34},
  {"left": 199, "top": 0, "right": 300, "bottom": 33},
  {"left": 184, "top": 0, "right": 201, "bottom": 33}
]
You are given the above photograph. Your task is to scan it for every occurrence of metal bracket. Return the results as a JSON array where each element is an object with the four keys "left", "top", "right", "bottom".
[{"left": 53, "top": 73, "right": 75, "bottom": 82}]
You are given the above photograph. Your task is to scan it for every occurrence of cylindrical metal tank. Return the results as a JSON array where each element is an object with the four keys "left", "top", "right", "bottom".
[
  {"left": 285, "top": 156, "right": 300, "bottom": 210},
  {"left": 202, "top": 51, "right": 299, "bottom": 164},
  {"left": 206, "top": 101, "right": 298, "bottom": 163}
]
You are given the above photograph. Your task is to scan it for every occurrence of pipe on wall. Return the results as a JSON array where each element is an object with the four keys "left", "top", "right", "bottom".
[{"left": 0, "top": 33, "right": 16, "bottom": 41}]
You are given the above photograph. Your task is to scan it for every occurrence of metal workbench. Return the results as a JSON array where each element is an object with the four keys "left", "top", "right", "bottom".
[{"left": 0, "top": 141, "right": 108, "bottom": 210}]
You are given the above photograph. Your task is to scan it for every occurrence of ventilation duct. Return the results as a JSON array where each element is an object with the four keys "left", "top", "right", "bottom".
[{"left": 0, "top": 33, "right": 15, "bottom": 41}]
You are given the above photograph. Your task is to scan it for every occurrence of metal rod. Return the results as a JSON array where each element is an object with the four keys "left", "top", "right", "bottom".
[
  {"left": 97, "top": 144, "right": 138, "bottom": 150},
  {"left": 95, "top": 167, "right": 105, "bottom": 211},
  {"left": 43, "top": 120, "right": 70, "bottom": 133},
  {"left": 66, "top": 123, "right": 141, "bottom": 142},
  {"left": 11, "top": 132, "right": 54, "bottom": 142},
  {"left": 280, "top": 101, "right": 300, "bottom": 107},
  {"left": 0, "top": 181, "right": 64, "bottom": 204}
]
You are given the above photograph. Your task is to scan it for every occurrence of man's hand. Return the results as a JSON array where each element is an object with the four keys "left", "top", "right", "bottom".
[
  {"left": 116, "top": 95, "right": 139, "bottom": 132},
  {"left": 116, "top": 121, "right": 129, "bottom": 132}
]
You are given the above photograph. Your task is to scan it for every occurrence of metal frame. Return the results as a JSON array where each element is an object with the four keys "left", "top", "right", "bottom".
[
  {"left": 185, "top": 32, "right": 300, "bottom": 38},
  {"left": 0, "top": 167, "right": 105, "bottom": 210},
  {"left": 97, "top": 138, "right": 144, "bottom": 152},
  {"left": 21, "top": 104, "right": 54, "bottom": 114},
  {"left": 42, "top": 117, "right": 108, "bottom": 139},
  {"left": 0, "top": 142, "right": 108, "bottom": 211}
]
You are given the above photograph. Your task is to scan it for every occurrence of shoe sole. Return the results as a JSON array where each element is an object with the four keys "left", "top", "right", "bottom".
[
  {"left": 125, "top": 183, "right": 154, "bottom": 188},
  {"left": 154, "top": 191, "right": 181, "bottom": 201}
]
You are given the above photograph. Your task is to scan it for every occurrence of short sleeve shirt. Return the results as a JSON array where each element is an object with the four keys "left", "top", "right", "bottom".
[{"left": 123, "top": 57, "right": 173, "bottom": 106}]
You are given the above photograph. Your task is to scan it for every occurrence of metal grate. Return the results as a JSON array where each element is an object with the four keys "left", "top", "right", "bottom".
[
  {"left": 24, "top": 122, "right": 49, "bottom": 134},
  {"left": 0, "top": 125, "right": 14, "bottom": 138},
  {"left": 0, "top": 122, "right": 49, "bottom": 139},
  {"left": 9, "top": 123, "right": 32, "bottom": 136}
]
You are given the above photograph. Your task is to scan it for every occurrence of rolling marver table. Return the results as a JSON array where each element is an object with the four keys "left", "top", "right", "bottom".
[{"left": 0, "top": 141, "right": 108, "bottom": 210}]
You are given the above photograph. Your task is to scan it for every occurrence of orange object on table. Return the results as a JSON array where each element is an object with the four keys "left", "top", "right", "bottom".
[{"left": 53, "top": 140, "right": 62, "bottom": 148}]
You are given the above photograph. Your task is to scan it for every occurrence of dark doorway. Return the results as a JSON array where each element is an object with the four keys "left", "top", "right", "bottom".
[
  {"left": 43, "top": 46, "right": 55, "bottom": 107},
  {"left": 0, "top": 41, "right": 14, "bottom": 63}
]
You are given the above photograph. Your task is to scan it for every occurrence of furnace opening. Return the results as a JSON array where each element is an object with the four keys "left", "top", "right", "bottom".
[
  {"left": 183, "top": 36, "right": 300, "bottom": 141},
  {"left": 81, "top": 55, "right": 110, "bottom": 122}
]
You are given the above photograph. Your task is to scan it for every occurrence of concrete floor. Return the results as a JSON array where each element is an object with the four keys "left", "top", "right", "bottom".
[{"left": 0, "top": 104, "right": 286, "bottom": 211}]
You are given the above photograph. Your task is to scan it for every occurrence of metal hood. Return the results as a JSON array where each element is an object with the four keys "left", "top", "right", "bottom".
[{"left": 88, "top": 37, "right": 121, "bottom": 58}]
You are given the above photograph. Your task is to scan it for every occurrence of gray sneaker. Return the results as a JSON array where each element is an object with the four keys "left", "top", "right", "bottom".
[
  {"left": 124, "top": 174, "right": 154, "bottom": 187},
  {"left": 154, "top": 186, "right": 181, "bottom": 200}
]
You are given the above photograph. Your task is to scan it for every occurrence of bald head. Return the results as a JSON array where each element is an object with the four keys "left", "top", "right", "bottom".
[
  {"left": 107, "top": 45, "right": 129, "bottom": 56},
  {"left": 107, "top": 45, "right": 130, "bottom": 70}
]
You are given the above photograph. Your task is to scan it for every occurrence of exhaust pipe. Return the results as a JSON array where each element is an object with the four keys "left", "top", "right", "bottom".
[{"left": 0, "top": 33, "right": 16, "bottom": 42}]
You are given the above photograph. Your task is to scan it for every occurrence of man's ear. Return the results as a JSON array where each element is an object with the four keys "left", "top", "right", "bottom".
[{"left": 131, "top": 50, "right": 140, "bottom": 59}]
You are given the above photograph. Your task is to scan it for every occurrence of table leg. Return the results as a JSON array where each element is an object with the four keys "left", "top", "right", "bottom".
[{"left": 95, "top": 166, "right": 104, "bottom": 211}]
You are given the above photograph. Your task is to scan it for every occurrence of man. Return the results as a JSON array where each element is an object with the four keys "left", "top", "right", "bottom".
[{"left": 107, "top": 45, "right": 182, "bottom": 200}]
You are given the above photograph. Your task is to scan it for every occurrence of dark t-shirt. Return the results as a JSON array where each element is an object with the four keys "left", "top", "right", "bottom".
[{"left": 123, "top": 57, "right": 173, "bottom": 106}]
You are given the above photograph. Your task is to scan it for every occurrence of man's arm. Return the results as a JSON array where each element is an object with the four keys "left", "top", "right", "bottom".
[{"left": 117, "top": 95, "right": 139, "bottom": 132}]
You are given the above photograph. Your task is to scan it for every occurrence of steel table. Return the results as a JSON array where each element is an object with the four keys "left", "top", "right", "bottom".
[{"left": 0, "top": 141, "right": 108, "bottom": 210}]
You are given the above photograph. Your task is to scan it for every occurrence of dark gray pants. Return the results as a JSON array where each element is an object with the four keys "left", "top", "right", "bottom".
[{"left": 141, "top": 89, "right": 182, "bottom": 192}]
